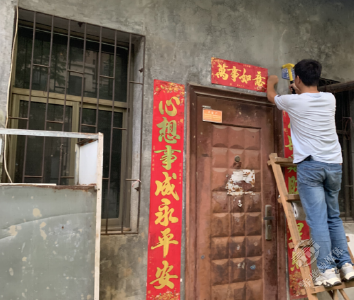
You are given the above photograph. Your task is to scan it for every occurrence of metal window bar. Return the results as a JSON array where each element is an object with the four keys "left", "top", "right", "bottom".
[
  {"left": 7, "top": 8, "right": 145, "bottom": 235},
  {"left": 40, "top": 15, "right": 54, "bottom": 184},
  {"left": 58, "top": 18, "right": 71, "bottom": 186},
  {"left": 21, "top": 11, "right": 36, "bottom": 183}
]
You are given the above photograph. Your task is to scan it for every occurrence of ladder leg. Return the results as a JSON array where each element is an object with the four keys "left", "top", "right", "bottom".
[
  {"left": 269, "top": 154, "right": 319, "bottom": 299},
  {"left": 339, "top": 289, "right": 350, "bottom": 300},
  {"left": 347, "top": 245, "right": 354, "bottom": 264},
  {"left": 332, "top": 290, "right": 339, "bottom": 300}
]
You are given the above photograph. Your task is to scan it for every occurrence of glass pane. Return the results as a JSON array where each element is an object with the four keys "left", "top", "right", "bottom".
[
  {"left": 14, "top": 101, "right": 72, "bottom": 183},
  {"left": 81, "top": 108, "right": 123, "bottom": 219},
  {"left": 81, "top": 107, "right": 96, "bottom": 126},
  {"left": 114, "top": 47, "right": 128, "bottom": 102},
  {"left": 49, "top": 31, "right": 68, "bottom": 94},
  {"left": 15, "top": 22, "right": 128, "bottom": 102},
  {"left": 15, "top": 26, "right": 33, "bottom": 89},
  {"left": 33, "top": 25, "right": 51, "bottom": 66},
  {"left": 32, "top": 66, "right": 48, "bottom": 92}
]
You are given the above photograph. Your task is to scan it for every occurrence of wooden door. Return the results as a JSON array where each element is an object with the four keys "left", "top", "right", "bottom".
[{"left": 186, "top": 85, "right": 285, "bottom": 300}]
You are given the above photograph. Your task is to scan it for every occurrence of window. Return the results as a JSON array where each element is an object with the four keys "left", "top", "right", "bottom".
[
  {"left": 5, "top": 9, "right": 145, "bottom": 234},
  {"left": 319, "top": 78, "right": 354, "bottom": 221}
]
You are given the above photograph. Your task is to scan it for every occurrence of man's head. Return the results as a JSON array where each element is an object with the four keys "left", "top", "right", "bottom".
[{"left": 294, "top": 59, "right": 322, "bottom": 88}]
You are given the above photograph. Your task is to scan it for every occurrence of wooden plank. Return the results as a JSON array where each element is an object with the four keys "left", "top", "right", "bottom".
[
  {"left": 288, "top": 239, "right": 312, "bottom": 249},
  {"left": 318, "top": 81, "right": 354, "bottom": 94},
  {"left": 339, "top": 289, "right": 351, "bottom": 300},
  {"left": 310, "top": 280, "right": 354, "bottom": 294},
  {"left": 288, "top": 194, "right": 300, "bottom": 201},
  {"left": 94, "top": 133, "right": 104, "bottom": 300},
  {"left": 345, "top": 236, "right": 354, "bottom": 263},
  {"left": 269, "top": 153, "right": 318, "bottom": 300},
  {"left": 273, "top": 156, "right": 297, "bottom": 167}
]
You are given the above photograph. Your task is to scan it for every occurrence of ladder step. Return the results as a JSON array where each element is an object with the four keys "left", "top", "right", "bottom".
[
  {"left": 288, "top": 236, "right": 350, "bottom": 249},
  {"left": 273, "top": 157, "right": 297, "bottom": 167},
  {"left": 277, "top": 194, "right": 300, "bottom": 203},
  {"left": 310, "top": 280, "right": 354, "bottom": 294},
  {"left": 288, "top": 240, "right": 312, "bottom": 249},
  {"left": 287, "top": 194, "right": 300, "bottom": 201}
]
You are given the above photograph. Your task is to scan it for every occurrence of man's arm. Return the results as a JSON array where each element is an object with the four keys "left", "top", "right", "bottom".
[{"left": 266, "top": 75, "right": 279, "bottom": 104}]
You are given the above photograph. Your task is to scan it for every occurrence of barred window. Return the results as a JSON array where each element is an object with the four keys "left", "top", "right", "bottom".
[{"left": 5, "top": 8, "right": 145, "bottom": 234}]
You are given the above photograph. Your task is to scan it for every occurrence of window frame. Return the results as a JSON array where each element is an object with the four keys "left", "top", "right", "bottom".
[
  {"left": 6, "top": 8, "right": 145, "bottom": 234},
  {"left": 8, "top": 87, "right": 130, "bottom": 229}
]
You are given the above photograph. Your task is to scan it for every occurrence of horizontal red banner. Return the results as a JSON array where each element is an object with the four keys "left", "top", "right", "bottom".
[{"left": 211, "top": 57, "right": 268, "bottom": 92}]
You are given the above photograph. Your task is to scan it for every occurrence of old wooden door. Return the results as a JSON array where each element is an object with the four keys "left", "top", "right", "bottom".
[{"left": 186, "top": 85, "right": 284, "bottom": 300}]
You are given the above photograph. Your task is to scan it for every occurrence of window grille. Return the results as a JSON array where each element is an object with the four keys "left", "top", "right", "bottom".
[{"left": 5, "top": 8, "right": 145, "bottom": 234}]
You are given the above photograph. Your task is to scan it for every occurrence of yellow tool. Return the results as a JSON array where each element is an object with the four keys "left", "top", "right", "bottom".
[{"left": 281, "top": 63, "right": 296, "bottom": 94}]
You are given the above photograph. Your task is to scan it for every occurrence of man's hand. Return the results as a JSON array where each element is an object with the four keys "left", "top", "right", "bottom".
[
  {"left": 266, "top": 75, "right": 278, "bottom": 104},
  {"left": 268, "top": 75, "right": 279, "bottom": 86},
  {"left": 290, "top": 83, "right": 301, "bottom": 94}
]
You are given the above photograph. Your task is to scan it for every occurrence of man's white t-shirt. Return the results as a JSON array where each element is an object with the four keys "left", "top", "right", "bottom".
[{"left": 274, "top": 92, "right": 342, "bottom": 164}]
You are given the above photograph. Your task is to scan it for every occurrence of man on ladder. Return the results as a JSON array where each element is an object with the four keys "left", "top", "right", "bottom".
[{"left": 266, "top": 59, "right": 354, "bottom": 287}]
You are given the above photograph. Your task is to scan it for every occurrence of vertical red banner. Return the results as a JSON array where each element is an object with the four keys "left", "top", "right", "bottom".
[
  {"left": 146, "top": 80, "right": 185, "bottom": 300},
  {"left": 283, "top": 111, "right": 311, "bottom": 298}
]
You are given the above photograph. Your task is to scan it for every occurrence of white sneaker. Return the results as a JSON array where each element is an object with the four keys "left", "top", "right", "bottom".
[
  {"left": 339, "top": 263, "right": 354, "bottom": 282},
  {"left": 314, "top": 268, "right": 341, "bottom": 287}
]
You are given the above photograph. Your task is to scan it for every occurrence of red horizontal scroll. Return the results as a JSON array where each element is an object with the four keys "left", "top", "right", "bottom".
[{"left": 211, "top": 57, "right": 268, "bottom": 92}]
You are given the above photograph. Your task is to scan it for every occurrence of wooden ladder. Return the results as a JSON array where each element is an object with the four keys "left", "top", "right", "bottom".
[{"left": 268, "top": 153, "right": 354, "bottom": 300}]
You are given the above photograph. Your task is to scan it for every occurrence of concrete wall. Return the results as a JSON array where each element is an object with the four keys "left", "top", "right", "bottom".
[
  {"left": 0, "top": 185, "right": 97, "bottom": 300},
  {"left": 2, "top": 0, "right": 354, "bottom": 299},
  {"left": 0, "top": 0, "right": 16, "bottom": 175}
]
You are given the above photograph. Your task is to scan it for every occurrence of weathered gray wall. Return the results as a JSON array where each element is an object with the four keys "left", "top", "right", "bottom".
[
  {"left": 2, "top": 0, "right": 354, "bottom": 299},
  {"left": 0, "top": 0, "right": 16, "bottom": 174},
  {"left": 0, "top": 185, "right": 97, "bottom": 300}
]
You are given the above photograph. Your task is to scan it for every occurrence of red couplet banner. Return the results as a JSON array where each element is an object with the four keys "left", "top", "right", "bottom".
[
  {"left": 283, "top": 111, "right": 312, "bottom": 298},
  {"left": 146, "top": 80, "right": 185, "bottom": 300},
  {"left": 211, "top": 57, "right": 268, "bottom": 92}
]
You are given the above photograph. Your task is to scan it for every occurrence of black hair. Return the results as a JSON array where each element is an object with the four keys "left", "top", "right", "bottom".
[{"left": 294, "top": 59, "right": 322, "bottom": 86}]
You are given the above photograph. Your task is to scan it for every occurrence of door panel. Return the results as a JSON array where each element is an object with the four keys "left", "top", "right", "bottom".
[{"left": 188, "top": 89, "right": 279, "bottom": 300}]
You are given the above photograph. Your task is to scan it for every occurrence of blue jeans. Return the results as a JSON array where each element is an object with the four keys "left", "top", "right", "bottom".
[{"left": 297, "top": 157, "right": 352, "bottom": 272}]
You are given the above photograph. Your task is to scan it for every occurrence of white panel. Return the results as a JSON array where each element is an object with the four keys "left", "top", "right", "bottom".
[{"left": 79, "top": 141, "right": 98, "bottom": 185}]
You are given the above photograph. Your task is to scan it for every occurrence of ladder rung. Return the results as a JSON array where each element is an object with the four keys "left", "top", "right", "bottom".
[
  {"left": 310, "top": 280, "right": 354, "bottom": 294},
  {"left": 287, "top": 194, "right": 300, "bottom": 201},
  {"left": 288, "top": 239, "right": 312, "bottom": 249},
  {"left": 273, "top": 157, "right": 297, "bottom": 167},
  {"left": 277, "top": 194, "right": 300, "bottom": 203},
  {"left": 289, "top": 236, "right": 351, "bottom": 248}
]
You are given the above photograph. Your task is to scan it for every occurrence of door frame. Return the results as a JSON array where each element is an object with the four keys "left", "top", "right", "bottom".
[{"left": 185, "top": 83, "right": 286, "bottom": 299}]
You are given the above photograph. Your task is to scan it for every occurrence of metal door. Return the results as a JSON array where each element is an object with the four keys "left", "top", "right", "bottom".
[{"left": 187, "top": 85, "right": 283, "bottom": 300}]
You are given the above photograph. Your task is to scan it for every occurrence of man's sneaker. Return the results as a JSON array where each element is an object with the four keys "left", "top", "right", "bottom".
[
  {"left": 314, "top": 268, "right": 341, "bottom": 287},
  {"left": 339, "top": 263, "right": 354, "bottom": 282}
]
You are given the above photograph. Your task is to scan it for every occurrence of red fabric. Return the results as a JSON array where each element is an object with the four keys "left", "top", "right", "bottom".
[
  {"left": 283, "top": 111, "right": 312, "bottom": 298},
  {"left": 211, "top": 57, "right": 268, "bottom": 92},
  {"left": 146, "top": 80, "right": 185, "bottom": 300}
]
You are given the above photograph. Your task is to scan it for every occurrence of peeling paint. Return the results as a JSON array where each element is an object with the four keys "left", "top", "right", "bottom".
[
  {"left": 225, "top": 169, "right": 255, "bottom": 195},
  {"left": 22, "top": 257, "right": 27, "bottom": 262},
  {"left": 8, "top": 225, "right": 21, "bottom": 237},
  {"left": 9, "top": 268, "right": 14, "bottom": 276},
  {"left": 39, "top": 222, "right": 47, "bottom": 240},
  {"left": 32, "top": 208, "right": 42, "bottom": 218}
]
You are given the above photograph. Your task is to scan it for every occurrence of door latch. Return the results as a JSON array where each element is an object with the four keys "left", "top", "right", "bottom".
[{"left": 264, "top": 205, "right": 273, "bottom": 241}]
